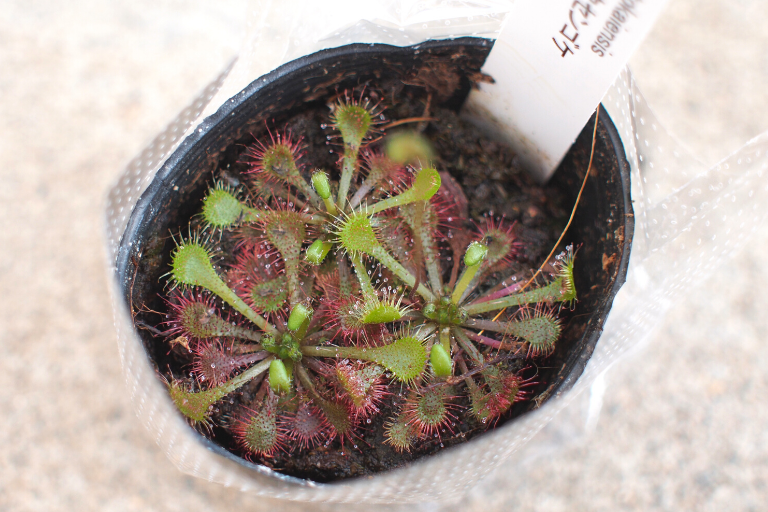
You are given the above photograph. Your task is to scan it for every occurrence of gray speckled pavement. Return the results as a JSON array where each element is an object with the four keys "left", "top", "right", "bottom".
[{"left": 2, "top": 1, "right": 767, "bottom": 510}]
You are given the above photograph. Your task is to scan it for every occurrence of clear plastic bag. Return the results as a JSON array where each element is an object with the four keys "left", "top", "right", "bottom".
[{"left": 105, "top": 1, "right": 768, "bottom": 503}]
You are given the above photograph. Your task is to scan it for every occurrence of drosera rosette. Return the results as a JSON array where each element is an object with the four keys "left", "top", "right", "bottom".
[
  {"left": 152, "top": 89, "right": 581, "bottom": 468},
  {"left": 160, "top": 223, "right": 433, "bottom": 453},
  {"left": 375, "top": 236, "right": 578, "bottom": 450}
]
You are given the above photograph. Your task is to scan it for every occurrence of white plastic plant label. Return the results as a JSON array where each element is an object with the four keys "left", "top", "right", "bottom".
[{"left": 463, "top": 0, "right": 669, "bottom": 182}]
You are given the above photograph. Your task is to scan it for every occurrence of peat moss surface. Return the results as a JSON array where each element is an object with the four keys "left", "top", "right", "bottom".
[{"left": 135, "top": 73, "right": 588, "bottom": 482}]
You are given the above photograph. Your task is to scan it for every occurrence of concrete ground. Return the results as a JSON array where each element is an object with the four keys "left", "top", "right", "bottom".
[{"left": 2, "top": 1, "right": 767, "bottom": 510}]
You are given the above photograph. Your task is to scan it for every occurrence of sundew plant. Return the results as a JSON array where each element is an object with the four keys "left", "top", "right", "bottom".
[{"left": 158, "top": 91, "right": 577, "bottom": 460}]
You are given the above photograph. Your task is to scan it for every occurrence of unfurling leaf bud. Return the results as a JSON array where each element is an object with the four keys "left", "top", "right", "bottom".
[
  {"left": 269, "top": 359, "right": 291, "bottom": 393},
  {"left": 311, "top": 171, "right": 332, "bottom": 199},
  {"left": 305, "top": 239, "right": 333, "bottom": 265},
  {"left": 464, "top": 241, "right": 488, "bottom": 267},
  {"left": 430, "top": 344, "right": 452, "bottom": 377},
  {"left": 288, "top": 303, "right": 312, "bottom": 331}
]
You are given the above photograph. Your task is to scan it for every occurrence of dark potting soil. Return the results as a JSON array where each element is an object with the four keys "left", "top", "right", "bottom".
[{"left": 131, "top": 57, "right": 618, "bottom": 482}]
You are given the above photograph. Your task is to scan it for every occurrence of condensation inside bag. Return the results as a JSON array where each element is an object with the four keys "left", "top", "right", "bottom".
[{"left": 104, "top": 2, "right": 768, "bottom": 503}]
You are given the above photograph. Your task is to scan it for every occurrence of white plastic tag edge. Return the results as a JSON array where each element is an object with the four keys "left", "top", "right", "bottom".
[{"left": 462, "top": 0, "right": 669, "bottom": 182}]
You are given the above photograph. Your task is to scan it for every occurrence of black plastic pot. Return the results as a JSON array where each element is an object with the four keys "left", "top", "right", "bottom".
[{"left": 115, "top": 37, "right": 633, "bottom": 498}]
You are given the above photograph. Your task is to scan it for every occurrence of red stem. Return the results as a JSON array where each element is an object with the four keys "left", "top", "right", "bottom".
[
  {"left": 462, "top": 329, "right": 503, "bottom": 349},
  {"left": 472, "top": 280, "right": 526, "bottom": 304}
]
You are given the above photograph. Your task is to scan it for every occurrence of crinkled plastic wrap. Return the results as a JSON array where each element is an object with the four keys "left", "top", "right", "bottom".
[{"left": 104, "top": 1, "right": 768, "bottom": 503}]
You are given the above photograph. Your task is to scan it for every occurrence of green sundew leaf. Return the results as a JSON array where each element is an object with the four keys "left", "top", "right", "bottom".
[
  {"left": 261, "top": 143, "right": 298, "bottom": 178},
  {"left": 470, "top": 366, "right": 521, "bottom": 421},
  {"left": 463, "top": 275, "right": 574, "bottom": 315},
  {"left": 263, "top": 211, "right": 307, "bottom": 303},
  {"left": 168, "top": 381, "right": 227, "bottom": 424},
  {"left": 360, "top": 302, "right": 403, "bottom": 324},
  {"left": 249, "top": 276, "right": 288, "bottom": 313},
  {"left": 317, "top": 398, "right": 354, "bottom": 437},
  {"left": 335, "top": 363, "right": 384, "bottom": 410},
  {"left": 469, "top": 386, "right": 491, "bottom": 422},
  {"left": 239, "top": 405, "right": 280, "bottom": 455},
  {"left": 484, "top": 366, "right": 520, "bottom": 403},
  {"left": 170, "top": 358, "right": 274, "bottom": 423},
  {"left": 368, "top": 336, "right": 427, "bottom": 384},
  {"left": 384, "top": 413, "right": 416, "bottom": 452},
  {"left": 333, "top": 104, "right": 372, "bottom": 150},
  {"left": 368, "top": 167, "right": 441, "bottom": 215},
  {"left": 556, "top": 250, "right": 577, "bottom": 303},
  {"left": 336, "top": 211, "right": 381, "bottom": 255},
  {"left": 176, "top": 300, "right": 226, "bottom": 338},
  {"left": 301, "top": 334, "right": 428, "bottom": 383},
  {"left": 176, "top": 298, "right": 261, "bottom": 341},
  {"left": 170, "top": 241, "right": 276, "bottom": 334},
  {"left": 263, "top": 212, "right": 307, "bottom": 264},
  {"left": 415, "top": 389, "right": 446, "bottom": 425},
  {"left": 410, "top": 386, "right": 450, "bottom": 432},
  {"left": 408, "top": 167, "right": 441, "bottom": 201},
  {"left": 201, "top": 188, "right": 244, "bottom": 229},
  {"left": 505, "top": 315, "right": 561, "bottom": 354},
  {"left": 171, "top": 243, "right": 219, "bottom": 289}
]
